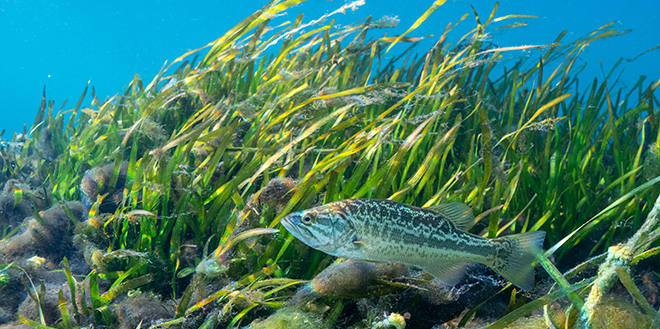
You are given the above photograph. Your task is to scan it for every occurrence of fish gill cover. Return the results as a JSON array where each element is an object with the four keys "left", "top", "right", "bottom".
[{"left": 0, "top": 0, "right": 659, "bottom": 328}]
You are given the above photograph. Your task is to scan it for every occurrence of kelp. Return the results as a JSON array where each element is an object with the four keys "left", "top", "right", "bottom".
[{"left": 2, "top": 0, "right": 660, "bottom": 327}]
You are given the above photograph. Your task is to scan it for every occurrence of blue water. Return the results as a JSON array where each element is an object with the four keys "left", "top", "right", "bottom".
[{"left": 1, "top": 0, "right": 658, "bottom": 136}]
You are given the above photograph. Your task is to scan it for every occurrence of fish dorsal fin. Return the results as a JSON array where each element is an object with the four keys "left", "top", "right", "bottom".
[
  {"left": 422, "top": 261, "right": 467, "bottom": 286},
  {"left": 426, "top": 202, "right": 475, "bottom": 231}
]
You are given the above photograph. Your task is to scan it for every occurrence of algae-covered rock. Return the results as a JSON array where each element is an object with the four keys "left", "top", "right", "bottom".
[
  {"left": 80, "top": 162, "right": 128, "bottom": 213},
  {"left": 0, "top": 201, "right": 85, "bottom": 267},
  {"left": 254, "top": 177, "right": 298, "bottom": 213},
  {"left": 290, "top": 260, "right": 505, "bottom": 327},
  {"left": 249, "top": 307, "right": 325, "bottom": 329},
  {"left": 503, "top": 315, "right": 548, "bottom": 328},
  {"left": 14, "top": 276, "right": 103, "bottom": 326},
  {"left": 546, "top": 296, "right": 653, "bottom": 329},
  {"left": 290, "top": 259, "right": 407, "bottom": 305},
  {"left": 114, "top": 292, "right": 175, "bottom": 329},
  {"left": 589, "top": 298, "right": 653, "bottom": 329},
  {"left": 545, "top": 300, "right": 578, "bottom": 329},
  {"left": 0, "top": 307, "right": 13, "bottom": 324},
  {"left": 0, "top": 179, "right": 48, "bottom": 230},
  {"left": 17, "top": 282, "right": 79, "bottom": 325},
  {"left": 16, "top": 283, "right": 62, "bottom": 325},
  {"left": 0, "top": 269, "right": 31, "bottom": 325}
]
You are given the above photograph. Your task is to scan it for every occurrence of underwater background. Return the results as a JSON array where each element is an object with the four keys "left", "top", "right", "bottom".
[
  {"left": 1, "top": 0, "right": 658, "bottom": 136},
  {"left": 1, "top": 0, "right": 660, "bottom": 328}
]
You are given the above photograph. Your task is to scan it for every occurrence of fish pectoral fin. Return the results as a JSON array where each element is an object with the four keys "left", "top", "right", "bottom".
[
  {"left": 422, "top": 262, "right": 468, "bottom": 286},
  {"left": 426, "top": 203, "right": 475, "bottom": 231},
  {"left": 353, "top": 240, "right": 369, "bottom": 248}
]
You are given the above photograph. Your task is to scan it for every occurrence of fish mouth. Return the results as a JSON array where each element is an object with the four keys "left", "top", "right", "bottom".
[
  {"left": 281, "top": 213, "right": 309, "bottom": 243},
  {"left": 281, "top": 213, "right": 329, "bottom": 250},
  {"left": 280, "top": 214, "right": 301, "bottom": 236}
]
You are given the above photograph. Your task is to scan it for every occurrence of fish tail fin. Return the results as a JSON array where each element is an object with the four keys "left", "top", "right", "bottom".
[{"left": 491, "top": 230, "right": 546, "bottom": 290}]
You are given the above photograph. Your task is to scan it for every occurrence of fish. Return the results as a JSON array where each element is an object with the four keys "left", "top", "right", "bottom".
[{"left": 280, "top": 198, "right": 546, "bottom": 290}]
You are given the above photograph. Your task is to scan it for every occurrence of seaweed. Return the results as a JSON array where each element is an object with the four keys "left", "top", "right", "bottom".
[{"left": 1, "top": 0, "right": 659, "bottom": 327}]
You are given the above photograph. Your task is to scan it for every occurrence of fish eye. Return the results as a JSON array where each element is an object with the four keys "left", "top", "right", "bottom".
[{"left": 302, "top": 214, "right": 313, "bottom": 224}]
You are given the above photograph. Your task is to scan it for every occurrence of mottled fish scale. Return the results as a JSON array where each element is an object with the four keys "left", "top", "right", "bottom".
[{"left": 346, "top": 199, "right": 494, "bottom": 262}]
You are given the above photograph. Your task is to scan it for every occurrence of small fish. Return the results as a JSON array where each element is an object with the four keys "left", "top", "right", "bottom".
[{"left": 281, "top": 198, "right": 545, "bottom": 290}]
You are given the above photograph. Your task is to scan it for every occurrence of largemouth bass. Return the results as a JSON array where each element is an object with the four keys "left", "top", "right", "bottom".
[{"left": 281, "top": 198, "right": 545, "bottom": 290}]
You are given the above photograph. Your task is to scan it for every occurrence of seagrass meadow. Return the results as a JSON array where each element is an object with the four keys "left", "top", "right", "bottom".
[{"left": 1, "top": 0, "right": 660, "bottom": 328}]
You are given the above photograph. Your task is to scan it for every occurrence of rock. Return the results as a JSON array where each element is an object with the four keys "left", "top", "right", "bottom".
[
  {"left": 249, "top": 307, "right": 325, "bottom": 329},
  {"left": 0, "top": 202, "right": 85, "bottom": 268},
  {"left": 114, "top": 292, "right": 175, "bottom": 329}
]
